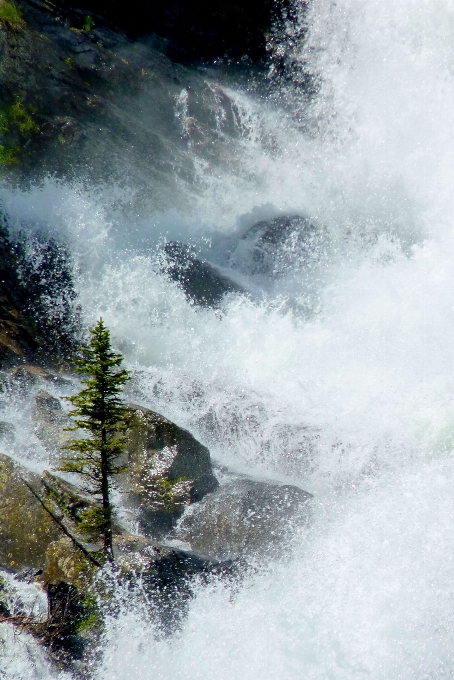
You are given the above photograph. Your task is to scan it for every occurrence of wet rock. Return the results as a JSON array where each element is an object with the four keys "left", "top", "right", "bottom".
[
  {"left": 43, "top": 581, "right": 96, "bottom": 664},
  {"left": 44, "top": 533, "right": 236, "bottom": 644},
  {"left": 42, "top": 536, "right": 99, "bottom": 590},
  {"left": 0, "top": 453, "right": 106, "bottom": 573},
  {"left": 123, "top": 405, "right": 219, "bottom": 538},
  {"left": 0, "top": 454, "right": 62, "bottom": 572},
  {"left": 230, "top": 214, "right": 328, "bottom": 278},
  {"left": 171, "top": 476, "right": 313, "bottom": 561},
  {"left": 7, "top": 365, "right": 70, "bottom": 392},
  {"left": 163, "top": 241, "right": 245, "bottom": 308},
  {"left": 32, "top": 389, "right": 72, "bottom": 455}
]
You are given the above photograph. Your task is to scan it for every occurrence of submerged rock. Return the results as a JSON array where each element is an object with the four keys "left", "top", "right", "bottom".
[
  {"left": 230, "top": 214, "right": 329, "bottom": 278},
  {"left": 123, "top": 405, "right": 219, "bottom": 537},
  {"left": 171, "top": 476, "right": 313, "bottom": 561},
  {"left": 32, "top": 389, "right": 72, "bottom": 456},
  {"left": 163, "top": 241, "right": 245, "bottom": 308}
]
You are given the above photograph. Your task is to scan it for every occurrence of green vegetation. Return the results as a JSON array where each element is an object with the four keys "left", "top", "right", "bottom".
[
  {"left": 157, "top": 476, "right": 189, "bottom": 512},
  {"left": 7, "top": 97, "right": 38, "bottom": 136},
  {"left": 73, "top": 593, "right": 101, "bottom": 634},
  {"left": 0, "top": 0, "right": 24, "bottom": 30},
  {"left": 82, "top": 15, "right": 94, "bottom": 32},
  {"left": 59, "top": 319, "right": 130, "bottom": 563},
  {"left": 0, "top": 144, "right": 19, "bottom": 166},
  {"left": 0, "top": 96, "right": 39, "bottom": 167}
]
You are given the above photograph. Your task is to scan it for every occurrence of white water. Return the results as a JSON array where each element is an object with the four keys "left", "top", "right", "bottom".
[{"left": 3, "top": 0, "right": 454, "bottom": 676}]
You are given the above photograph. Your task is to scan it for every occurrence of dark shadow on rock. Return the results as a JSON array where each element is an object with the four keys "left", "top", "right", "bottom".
[{"left": 163, "top": 241, "right": 246, "bottom": 308}]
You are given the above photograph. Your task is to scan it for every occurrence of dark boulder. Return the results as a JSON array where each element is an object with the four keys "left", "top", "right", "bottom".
[
  {"left": 163, "top": 241, "right": 245, "bottom": 308},
  {"left": 123, "top": 405, "right": 219, "bottom": 538}
]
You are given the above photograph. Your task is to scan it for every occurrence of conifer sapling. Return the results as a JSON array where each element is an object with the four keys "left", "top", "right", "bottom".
[{"left": 59, "top": 318, "right": 130, "bottom": 562}]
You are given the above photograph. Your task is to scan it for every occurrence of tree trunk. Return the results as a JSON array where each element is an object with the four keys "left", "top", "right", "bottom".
[{"left": 101, "top": 425, "right": 114, "bottom": 562}]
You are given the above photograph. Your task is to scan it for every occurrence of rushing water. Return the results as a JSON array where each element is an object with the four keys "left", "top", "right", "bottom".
[{"left": 3, "top": 0, "right": 454, "bottom": 677}]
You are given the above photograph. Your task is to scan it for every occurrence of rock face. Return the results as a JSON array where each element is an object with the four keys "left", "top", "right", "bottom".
[
  {"left": 123, "top": 405, "right": 219, "bottom": 537},
  {"left": 171, "top": 476, "right": 313, "bottom": 561},
  {"left": 46, "top": 0, "right": 280, "bottom": 63},
  {"left": 163, "top": 241, "right": 245, "bottom": 308},
  {"left": 0, "top": 226, "right": 39, "bottom": 366},
  {"left": 0, "top": 219, "right": 81, "bottom": 368},
  {"left": 0, "top": 0, "right": 256, "bottom": 218}
]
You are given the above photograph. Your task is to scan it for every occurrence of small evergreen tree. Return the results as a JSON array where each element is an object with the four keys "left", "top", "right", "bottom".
[{"left": 59, "top": 318, "right": 130, "bottom": 563}]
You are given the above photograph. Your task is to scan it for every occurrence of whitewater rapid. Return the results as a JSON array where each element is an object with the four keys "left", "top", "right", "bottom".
[{"left": 4, "top": 0, "right": 454, "bottom": 677}]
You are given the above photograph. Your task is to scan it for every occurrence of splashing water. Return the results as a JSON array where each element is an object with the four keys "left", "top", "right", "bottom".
[{"left": 3, "top": 0, "right": 454, "bottom": 676}]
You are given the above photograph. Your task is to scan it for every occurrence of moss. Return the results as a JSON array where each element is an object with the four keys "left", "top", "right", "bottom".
[
  {"left": 157, "top": 476, "right": 189, "bottom": 513},
  {"left": 0, "top": 1, "right": 24, "bottom": 30},
  {"left": 0, "top": 97, "right": 39, "bottom": 168},
  {"left": 0, "top": 144, "right": 19, "bottom": 166},
  {"left": 73, "top": 593, "right": 101, "bottom": 634},
  {"left": 8, "top": 98, "right": 39, "bottom": 136}
]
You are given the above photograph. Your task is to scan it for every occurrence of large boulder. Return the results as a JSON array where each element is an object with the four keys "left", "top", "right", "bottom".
[
  {"left": 170, "top": 475, "right": 313, "bottom": 561},
  {"left": 0, "top": 453, "right": 107, "bottom": 573},
  {"left": 30, "top": 395, "right": 220, "bottom": 539},
  {"left": 123, "top": 405, "right": 219, "bottom": 537}
]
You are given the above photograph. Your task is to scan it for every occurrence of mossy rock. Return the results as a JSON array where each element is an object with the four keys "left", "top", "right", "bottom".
[
  {"left": 42, "top": 536, "right": 99, "bottom": 589},
  {"left": 123, "top": 405, "right": 219, "bottom": 537},
  {"left": 0, "top": 453, "right": 111, "bottom": 574},
  {"left": 0, "top": 454, "right": 62, "bottom": 571}
]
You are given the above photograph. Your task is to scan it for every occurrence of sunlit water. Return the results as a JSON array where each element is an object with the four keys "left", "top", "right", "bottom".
[{"left": 3, "top": 0, "right": 454, "bottom": 676}]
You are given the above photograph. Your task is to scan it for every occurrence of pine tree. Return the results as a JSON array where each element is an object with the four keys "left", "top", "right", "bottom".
[{"left": 59, "top": 318, "right": 130, "bottom": 563}]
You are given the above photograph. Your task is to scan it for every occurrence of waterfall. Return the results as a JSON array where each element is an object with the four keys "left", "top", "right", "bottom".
[{"left": 3, "top": 0, "right": 454, "bottom": 677}]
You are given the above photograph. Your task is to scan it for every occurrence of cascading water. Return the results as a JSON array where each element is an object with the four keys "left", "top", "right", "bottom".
[{"left": 3, "top": 0, "right": 454, "bottom": 677}]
